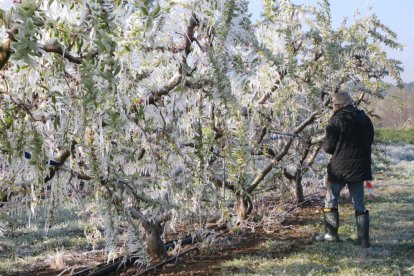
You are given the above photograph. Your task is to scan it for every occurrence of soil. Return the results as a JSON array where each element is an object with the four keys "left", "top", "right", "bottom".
[{"left": 133, "top": 198, "right": 323, "bottom": 276}]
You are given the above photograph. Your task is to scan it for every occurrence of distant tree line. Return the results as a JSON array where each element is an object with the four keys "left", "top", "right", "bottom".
[{"left": 373, "top": 82, "right": 414, "bottom": 129}]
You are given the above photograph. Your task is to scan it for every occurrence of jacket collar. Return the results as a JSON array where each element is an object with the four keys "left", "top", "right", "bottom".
[{"left": 333, "top": 104, "right": 355, "bottom": 115}]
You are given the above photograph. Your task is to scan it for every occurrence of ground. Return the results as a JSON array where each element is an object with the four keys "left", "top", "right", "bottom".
[
  {"left": 152, "top": 201, "right": 319, "bottom": 276},
  {"left": 151, "top": 173, "right": 414, "bottom": 276},
  {"left": 1, "top": 154, "right": 414, "bottom": 275}
]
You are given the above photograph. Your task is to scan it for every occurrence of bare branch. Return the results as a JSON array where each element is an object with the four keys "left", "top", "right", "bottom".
[
  {"left": 183, "top": 13, "right": 199, "bottom": 57},
  {"left": 257, "top": 127, "right": 267, "bottom": 144},
  {"left": 355, "top": 91, "right": 366, "bottom": 106},
  {"left": 256, "top": 70, "right": 286, "bottom": 105},
  {"left": 246, "top": 111, "right": 318, "bottom": 193},
  {"left": 129, "top": 206, "right": 148, "bottom": 223},
  {"left": 41, "top": 43, "right": 83, "bottom": 64},
  {"left": 142, "top": 13, "right": 199, "bottom": 55},
  {"left": 283, "top": 168, "right": 295, "bottom": 180},
  {"left": 0, "top": 91, "right": 40, "bottom": 121},
  {"left": 44, "top": 141, "right": 77, "bottom": 183},
  {"left": 156, "top": 72, "right": 182, "bottom": 96},
  {"left": 66, "top": 173, "right": 88, "bottom": 216},
  {"left": 60, "top": 166, "right": 92, "bottom": 180},
  {"left": 145, "top": 14, "right": 200, "bottom": 105},
  {"left": 307, "top": 143, "right": 322, "bottom": 167},
  {"left": 154, "top": 211, "right": 171, "bottom": 224}
]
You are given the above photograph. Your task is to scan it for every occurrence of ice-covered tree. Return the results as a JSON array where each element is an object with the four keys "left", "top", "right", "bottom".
[{"left": 0, "top": 0, "right": 403, "bottom": 263}]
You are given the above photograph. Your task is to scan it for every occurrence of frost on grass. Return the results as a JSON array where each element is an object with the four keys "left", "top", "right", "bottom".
[
  {"left": 372, "top": 144, "right": 414, "bottom": 179},
  {"left": 384, "top": 144, "right": 414, "bottom": 163}
]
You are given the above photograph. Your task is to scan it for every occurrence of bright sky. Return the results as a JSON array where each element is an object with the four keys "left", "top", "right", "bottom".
[
  {"left": 249, "top": 0, "right": 414, "bottom": 84},
  {"left": 0, "top": 0, "right": 11, "bottom": 10}
]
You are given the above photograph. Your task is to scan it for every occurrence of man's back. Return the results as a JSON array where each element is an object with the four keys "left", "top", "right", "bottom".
[{"left": 323, "top": 105, "right": 374, "bottom": 183}]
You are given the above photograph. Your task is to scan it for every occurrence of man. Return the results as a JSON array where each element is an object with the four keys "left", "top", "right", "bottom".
[{"left": 319, "top": 91, "right": 374, "bottom": 248}]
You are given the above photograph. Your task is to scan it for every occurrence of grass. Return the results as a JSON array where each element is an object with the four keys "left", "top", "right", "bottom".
[
  {"left": 0, "top": 204, "right": 103, "bottom": 274},
  {"left": 220, "top": 162, "right": 414, "bottom": 275},
  {"left": 375, "top": 128, "right": 414, "bottom": 144}
]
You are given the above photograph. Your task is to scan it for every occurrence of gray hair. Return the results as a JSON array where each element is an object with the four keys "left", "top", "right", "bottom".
[{"left": 333, "top": 91, "right": 353, "bottom": 107}]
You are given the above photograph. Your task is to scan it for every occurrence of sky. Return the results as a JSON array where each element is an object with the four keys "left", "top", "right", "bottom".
[
  {"left": 0, "top": 0, "right": 412, "bottom": 83},
  {"left": 249, "top": 0, "right": 414, "bottom": 84},
  {"left": 0, "top": 1, "right": 10, "bottom": 10}
]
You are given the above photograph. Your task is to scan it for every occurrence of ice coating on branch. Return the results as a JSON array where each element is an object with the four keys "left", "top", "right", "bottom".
[{"left": 0, "top": 0, "right": 403, "bottom": 263}]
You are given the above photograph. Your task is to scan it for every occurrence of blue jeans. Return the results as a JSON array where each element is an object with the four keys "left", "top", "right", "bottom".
[{"left": 324, "top": 181, "right": 366, "bottom": 212}]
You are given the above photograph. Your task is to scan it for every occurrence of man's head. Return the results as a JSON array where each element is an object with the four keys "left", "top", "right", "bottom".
[{"left": 333, "top": 91, "right": 353, "bottom": 112}]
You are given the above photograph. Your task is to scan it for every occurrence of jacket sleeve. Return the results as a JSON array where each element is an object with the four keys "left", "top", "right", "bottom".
[
  {"left": 323, "top": 118, "right": 340, "bottom": 155},
  {"left": 367, "top": 115, "right": 374, "bottom": 146}
]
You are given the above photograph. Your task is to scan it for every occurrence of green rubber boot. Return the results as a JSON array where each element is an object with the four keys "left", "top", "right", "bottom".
[
  {"left": 316, "top": 207, "right": 340, "bottom": 242},
  {"left": 356, "top": 210, "right": 370, "bottom": 248}
]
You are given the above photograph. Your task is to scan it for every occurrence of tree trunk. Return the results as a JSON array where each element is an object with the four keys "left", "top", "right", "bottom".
[
  {"left": 235, "top": 195, "right": 253, "bottom": 220},
  {"left": 285, "top": 169, "right": 305, "bottom": 205},
  {"left": 130, "top": 207, "right": 167, "bottom": 264},
  {"left": 143, "top": 220, "right": 167, "bottom": 264},
  {"left": 291, "top": 172, "right": 304, "bottom": 205}
]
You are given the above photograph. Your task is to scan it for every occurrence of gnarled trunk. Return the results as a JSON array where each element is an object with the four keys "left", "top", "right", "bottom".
[
  {"left": 290, "top": 172, "right": 304, "bottom": 205},
  {"left": 130, "top": 208, "right": 169, "bottom": 264},
  {"left": 142, "top": 220, "right": 167, "bottom": 264},
  {"left": 235, "top": 195, "right": 253, "bottom": 220}
]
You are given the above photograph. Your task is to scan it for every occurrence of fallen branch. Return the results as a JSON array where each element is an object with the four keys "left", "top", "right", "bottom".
[
  {"left": 137, "top": 247, "right": 199, "bottom": 276},
  {"left": 71, "top": 235, "right": 196, "bottom": 276}
]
